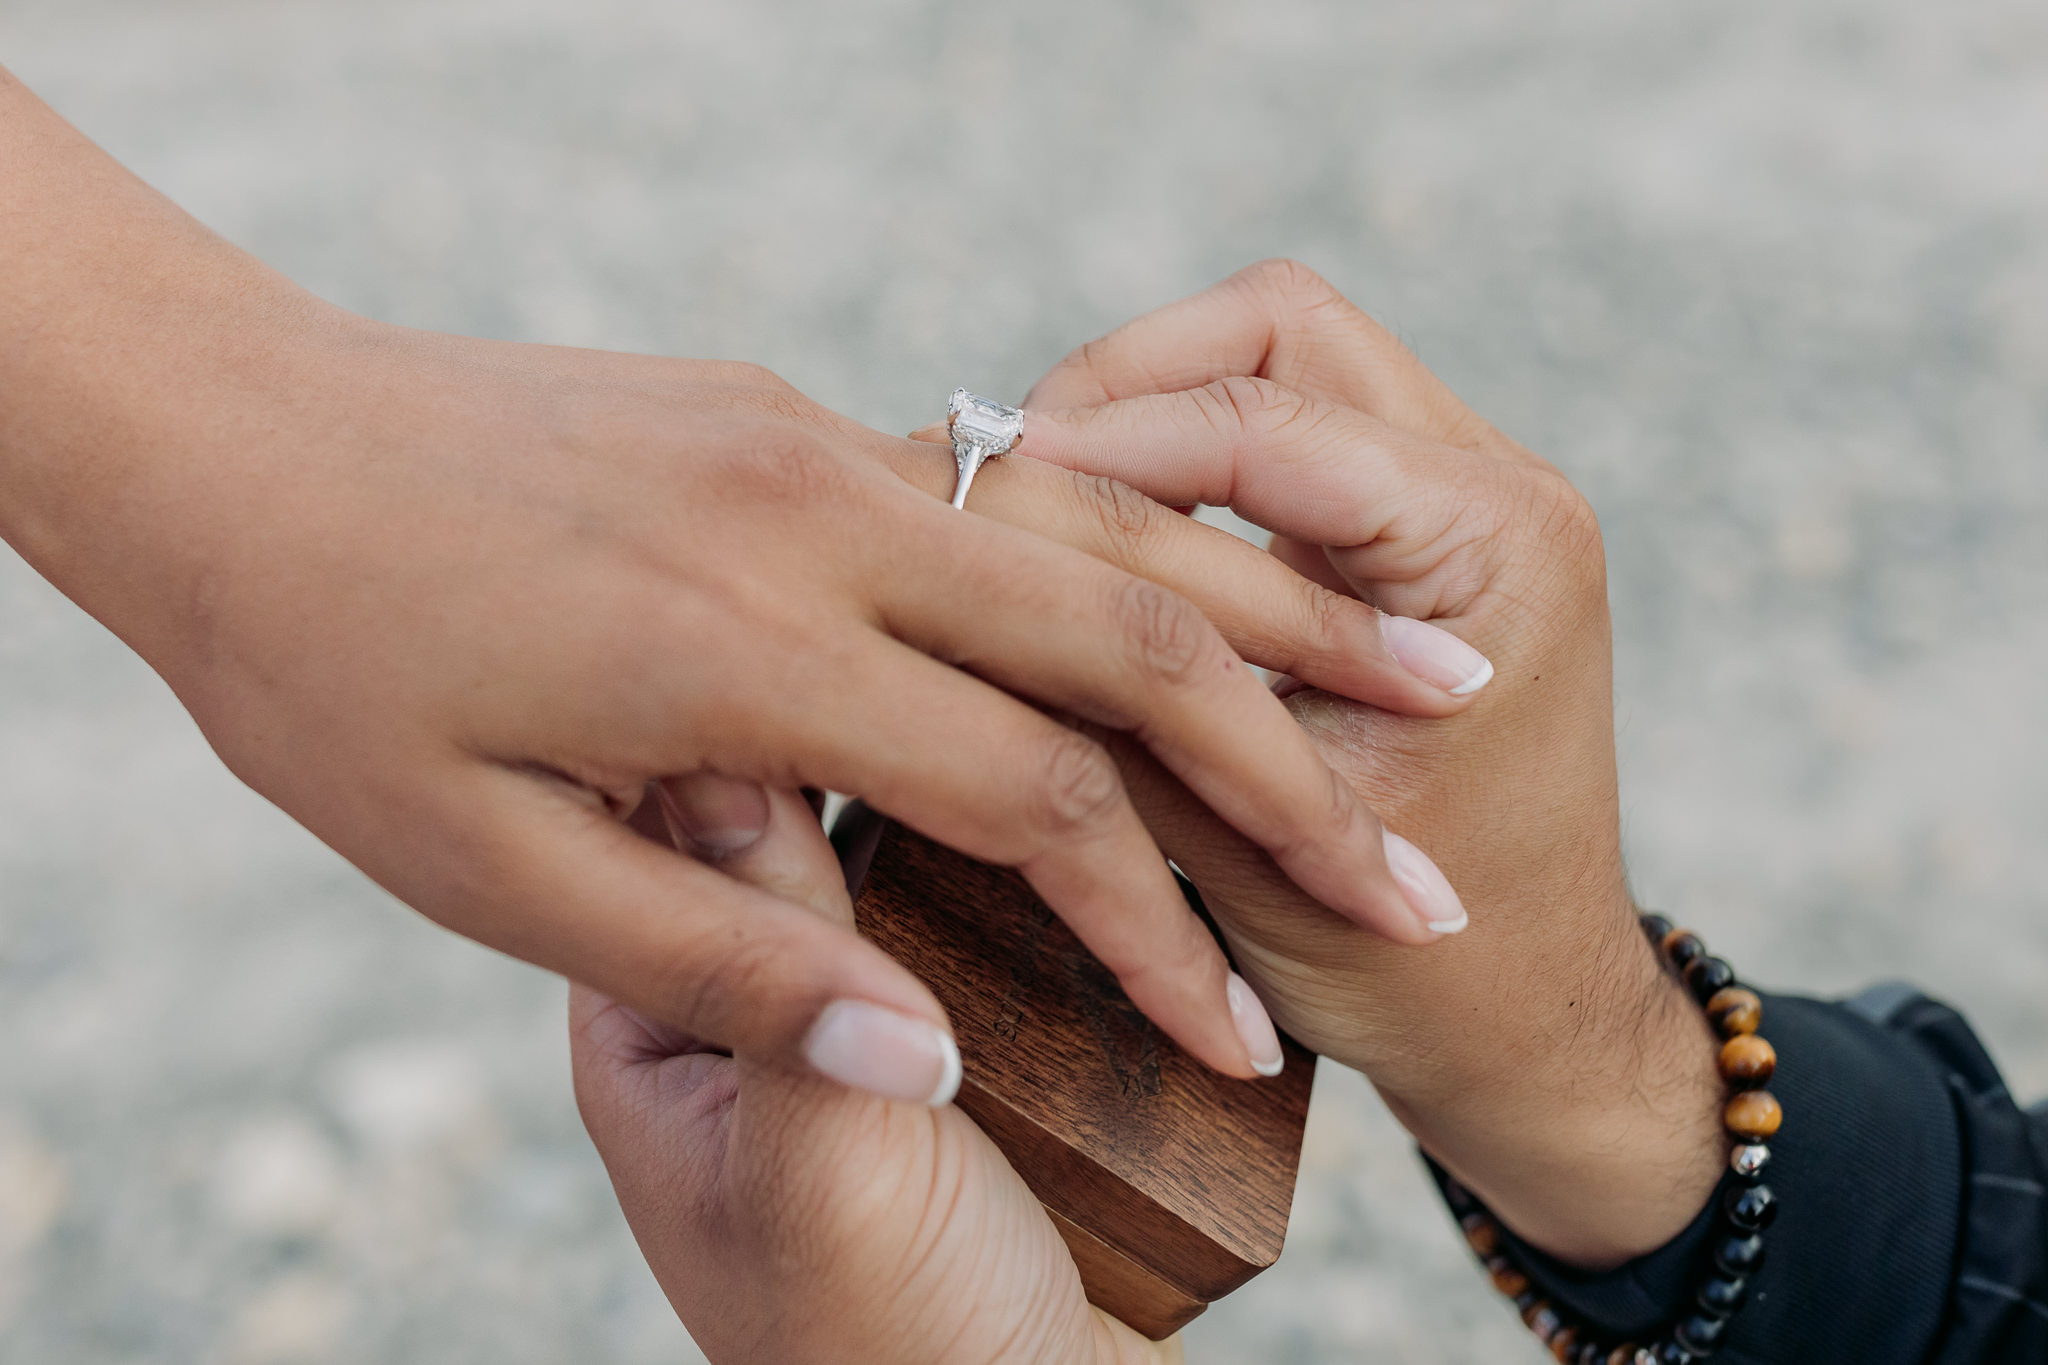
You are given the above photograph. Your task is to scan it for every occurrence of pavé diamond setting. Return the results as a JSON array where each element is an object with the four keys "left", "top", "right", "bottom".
[{"left": 945, "top": 388, "right": 1024, "bottom": 509}]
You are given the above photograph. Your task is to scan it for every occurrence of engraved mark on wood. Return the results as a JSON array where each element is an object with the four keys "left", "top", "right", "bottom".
[
  {"left": 992, "top": 893, "right": 1049, "bottom": 1043},
  {"left": 1050, "top": 902, "right": 1163, "bottom": 1101}
]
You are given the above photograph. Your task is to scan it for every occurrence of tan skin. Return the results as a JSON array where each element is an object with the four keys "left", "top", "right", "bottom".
[
  {"left": 0, "top": 71, "right": 1491, "bottom": 1096},
  {"left": 573, "top": 265, "right": 1725, "bottom": 1363},
  {"left": 1, "top": 56, "right": 1714, "bottom": 1355}
]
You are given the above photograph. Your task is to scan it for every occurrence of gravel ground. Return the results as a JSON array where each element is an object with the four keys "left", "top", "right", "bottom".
[{"left": 3, "top": 2, "right": 2045, "bottom": 1361}]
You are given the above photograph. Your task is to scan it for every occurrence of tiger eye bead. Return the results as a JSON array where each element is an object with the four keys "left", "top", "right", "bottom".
[
  {"left": 1724, "top": 1089, "right": 1783, "bottom": 1140},
  {"left": 1606, "top": 1343, "right": 1639, "bottom": 1365},
  {"left": 1550, "top": 1326, "right": 1580, "bottom": 1360},
  {"left": 1661, "top": 929, "right": 1705, "bottom": 970},
  {"left": 1462, "top": 1211, "right": 1502, "bottom": 1256},
  {"left": 1719, "top": 1034, "right": 1777, "bottom": 1088},
  {"left": 1706, "top": 987, "right": 1762, "bottom": 1037},
  {"left": 1489, "top": 1260, "right": 1530, "bottom": 1298}
]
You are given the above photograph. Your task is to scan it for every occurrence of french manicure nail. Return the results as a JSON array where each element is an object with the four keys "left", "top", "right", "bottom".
[
  {"left": 1227, "top": 972, "right": 1285, "bottom": 1077},
  {"left": 1378, "top": 614, "right": 1495, "bottom": 696},
  {"left": 803, "top": 1000, "right": 963, "bottom": 1106},
  {"left": 1382, "top": 830, "right": 1469, "bottom": 935}
]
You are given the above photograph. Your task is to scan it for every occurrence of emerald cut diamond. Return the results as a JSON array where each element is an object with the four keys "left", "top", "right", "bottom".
[{"left": 947, "top": 389, "right": 1024, "bottom": 455}]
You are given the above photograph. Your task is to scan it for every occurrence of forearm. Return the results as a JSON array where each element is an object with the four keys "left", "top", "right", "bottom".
[{"left": 0, "top": 66, "right": 337, "bottom": 663}]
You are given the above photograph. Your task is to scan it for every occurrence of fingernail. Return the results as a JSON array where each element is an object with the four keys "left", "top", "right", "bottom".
[
  {"left": 1382, "top": 830, "right": 1469, "bottom": 935},
  {"left": 1378, "top": 614, "right": 1494, "bottom": 696},
  {"left": 657, "top": 775, "right": 769, "bottom": 858},
  {"left": 803, "top": 1000, "right": 962, "bottom": 1106},
  {"left": 1227, "top": 972, "right": 1285, "bottom": 1077}
]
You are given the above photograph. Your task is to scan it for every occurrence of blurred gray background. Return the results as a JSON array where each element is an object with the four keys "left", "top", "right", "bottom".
[{"left": 3, "top": 1, "right": 2046, "bottom": 1361}]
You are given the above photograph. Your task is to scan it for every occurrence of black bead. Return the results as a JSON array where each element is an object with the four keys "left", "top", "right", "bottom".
[
  {"left": 1513, "top": 1288, "right": 1539, "bottom": 1313},
  {"left": 1574, "top": 1341, "right": 1605, "bottom": 1365},
  {"left": 1712, "top": 1232, "right": 1767, "bottom": 1277},
  {"left": 1674, "top": 1313, "right": 1727, "bottom": 1355},
  {"left": 1697, "top": 1274, "right": 1748, "bottom": 1317},
  {"left": 1640, "top": 912, "right": 1674, "bottom": 943},
  {"left": 1441, "top": 1177, "right": 1475, "bottom": 1215},
  {"left": 1685, "top": 955, "right": 1737, "bottom": 1003},
  {"left": 1724, "top": 1182, "right": 1778, "bottom": 1232},
  {"left": 1657, "top": 1339, "right": 1702, "bottom": 1363},
  {"left": 1664, "top": 932, "right": 1705, "bottom": 970}
]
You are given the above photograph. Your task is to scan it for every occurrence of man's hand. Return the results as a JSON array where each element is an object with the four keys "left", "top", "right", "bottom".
[
  {"left": 574, "top": 783, "right": 1176, "bottom": 1365},
  {"left": 1020, "top": 261, "right": 1725, "bottom": 1268},
  {"left": 0, "top": 74, "right": 1487, "bottom": 1098}
]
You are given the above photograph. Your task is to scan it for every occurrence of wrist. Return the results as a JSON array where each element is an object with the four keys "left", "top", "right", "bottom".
[
  {"left": 1375, "top": 897, "right": 1725, "bottom": 1269},
  {"left": 0, "top": 68, "right": 348, "bottom": 667}
]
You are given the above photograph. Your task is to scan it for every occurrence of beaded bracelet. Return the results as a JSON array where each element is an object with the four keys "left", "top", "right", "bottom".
[{"left": 1443, "top": 912, "right": 1782, "bottom": 1364}]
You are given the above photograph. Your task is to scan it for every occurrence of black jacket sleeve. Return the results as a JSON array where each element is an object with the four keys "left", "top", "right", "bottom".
[{"left": 1441, "top": 987, "right": 2048, "bottom": 1364}]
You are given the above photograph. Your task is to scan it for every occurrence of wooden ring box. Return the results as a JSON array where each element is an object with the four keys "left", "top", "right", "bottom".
[{"left": 836, "top": 805, "right": 1315, "bottom": 1340}]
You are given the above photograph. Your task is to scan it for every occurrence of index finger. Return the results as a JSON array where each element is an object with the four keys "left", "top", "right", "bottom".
[
  {"left": 1025, "top": 258, "right": 1515, "bottom": 458},
  {"left": 894, "top": 432, "right": 1493, "bottom": 712}
]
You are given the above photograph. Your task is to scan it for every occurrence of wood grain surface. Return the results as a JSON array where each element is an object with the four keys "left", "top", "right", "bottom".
[
  {"left": 1043, "top": 1206, "right": 1209, "bottom": 1340},
  {"left": 843, "top": 812, "right": 1314, "bottom": 1337}
]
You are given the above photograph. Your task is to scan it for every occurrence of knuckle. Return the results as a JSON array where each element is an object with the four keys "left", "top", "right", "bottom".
[
  {"left": 1206, "top": 374, "right": 1304, "bottom": 434},
  {"left": 1296, "top": 581, "right": 1352, "bottom": 656},
  {"left": 1111, "top": 919, "right": 1215, "bottom": 993},
  {"left": 1305, "top": 759, "right": 1365, "bottom": 850},
  {"left": 1079, "top": 473, "right": 1158, "bottom": 549},
  {"left": 695, "top": 359, "right": 792, "bottom": 392},
  {"left": 716, "top": 423, "right": 812, "bottom": 491},
  {"left": 725, "top": 382, "right": 830, "bottom": 431},
  {"left": 1525, "top": 470, "right": 1606, "bottom": 568},
  {"left": 1239, "top": 257, "right": 1340, "bottom": 307},
  {"left": 1033, "top": 730, "right": 1127, "bottom": 837},
  {"left": 715, "top": 422, "right": 861, "bottom": 507},
  {"left": 1109, "top": 578, "right": 1216, "bottom": 684},
  {"left": 1075, "top": 335, "right": 1116, "bottom": 377}
]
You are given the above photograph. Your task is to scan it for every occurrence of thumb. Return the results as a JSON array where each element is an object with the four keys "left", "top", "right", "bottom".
[
  {"left": 449, "top": 764, "right": 962, "bottom": 1108},
  {"left": 1092, "top": 1311, "right": 1187, "bottom": 1365},
  {"left": 645, "top": 775, "right": 853, "bottom": 925}
]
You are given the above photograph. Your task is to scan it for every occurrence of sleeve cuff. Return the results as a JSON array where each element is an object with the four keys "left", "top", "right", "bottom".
[{"left": 1430, "top": 991, "right": 1965, "bottom": 1365}]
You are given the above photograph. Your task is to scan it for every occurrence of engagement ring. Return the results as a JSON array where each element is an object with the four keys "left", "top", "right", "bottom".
[{"left": 945, "top": 389, "right": 1024, "bottom": 509}]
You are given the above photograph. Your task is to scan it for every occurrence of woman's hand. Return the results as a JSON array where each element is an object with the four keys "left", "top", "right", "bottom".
[
  {"left": 0, "top": 73, "right": 1486, "bottom": 1099},
  {"left": 1015, "top": 261, "right": 1725, "bottom": 1268},
  {"left": 574, "top": 781, "right": 1176, "bottom": 1365}
]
